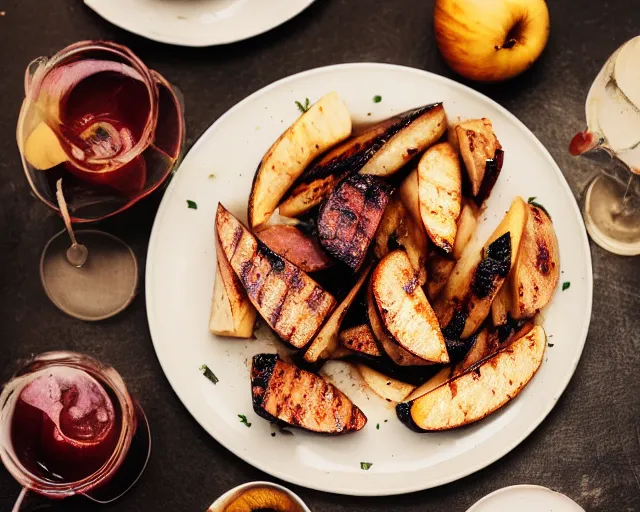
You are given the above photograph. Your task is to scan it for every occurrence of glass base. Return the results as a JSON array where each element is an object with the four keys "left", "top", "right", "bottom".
[
  {"left": 583, "top": 174, "right": 640, "bottom": 255},
  {"left": 40, "top": 229, "right": 138, "bottom": 320}
]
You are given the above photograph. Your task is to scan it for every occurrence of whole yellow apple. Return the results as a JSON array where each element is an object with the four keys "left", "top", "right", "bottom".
[{"left": 434, "top": 0, "right": 550, "bottom": 82}]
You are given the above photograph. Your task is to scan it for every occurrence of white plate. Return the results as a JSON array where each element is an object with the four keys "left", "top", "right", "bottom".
[
  {"left": 84, "top": 0, "right": 315, "bottom": 47},
  {"left": 467, "top": 485, "right": 586, "bottom": 511},
  {"left": 146, "top": 63, "right": 593, "bottom": 496}
]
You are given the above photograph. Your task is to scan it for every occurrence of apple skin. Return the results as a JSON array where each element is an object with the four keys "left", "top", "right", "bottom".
[{"left": 434, "top": 0, "right": 550, "bottom": 82}]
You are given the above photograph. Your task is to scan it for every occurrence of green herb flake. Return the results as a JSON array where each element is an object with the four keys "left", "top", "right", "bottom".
[
  {"left": 208, "top": 174, "right": 215, "bottom": 179},
  {"left": 562, "top": 281, "right": 571, "bottom": 291},
  {"left": 360, "top": 462, "right": 373, "bottom": 470},
  {"left": 199, "top": 364, "right": 219, "bottom": 384},
  {"left": 295, "top": 98, "right": 310, "bottom": 113},
  {"left": 527, "top": 197, "right": 551, "bottom": 219},
  {"left": 376, "top": 423, "right": 380, "bottom": 430},
  {"left": 238, "top": 414, "right": 252, "bottom": 427},
  {"left": 187, "top": 200, "right": 198, "bottom": 210},
  {"left": 373, "top": 95, "right": 382, "bottom": 103}
]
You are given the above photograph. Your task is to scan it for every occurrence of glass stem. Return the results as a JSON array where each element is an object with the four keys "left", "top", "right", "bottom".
[
  {"left": 56, "top": 178, "right": 78, "bottom": 246},
  {"left": 11, "top": 487, "right": 28, "bottom": 512}
]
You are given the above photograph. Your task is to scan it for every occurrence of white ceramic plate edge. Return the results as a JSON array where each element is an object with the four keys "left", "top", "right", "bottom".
[
  {"left": 83, "top": 0, "right": 316, "bottom": 47},
  {"left": 145, "top": 63, "right": 593, "bottom": 495}
]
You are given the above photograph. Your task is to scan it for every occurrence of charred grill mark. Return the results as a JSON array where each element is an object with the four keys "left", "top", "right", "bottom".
[
  {"left": 449, "top": 380, "right": 458, "bottom": 399},
  {"left": 476, "top": 149, "right": 504, "bottom": 205},
  {"left": 306, "top": 286, "right": 325, "bottom": 311},
  {"left": 536, "top": 242, "right": 551, "bottom": 274},
  {"left": 298, "top": 103, "right": 442, "bottom": 184},
  {"left": 403, "top": 275, "right": 419, "bottom": 294},
  {"left": 229, "top": 226, "right": 243, "bottom": 257},
  {"left": 443, "top": 309, "right": 467, "bottom": 339},
  {"left": 318, "top": 174, "right": 391, "bottom": 270},
  {"left": 251, "top": 354, "right": 278, "bottom": 411},
  {"left": 257, "top": 241, "right": 285, "bottom": 272},
  {"left": 406, "top": 147, "right": 419, "bottom": 157},
  {"left": 289, "top": 270, "right": 304, "bottom": 293},
  {"left": 472, "top": 234, "right": 511, "bottom": 298}
]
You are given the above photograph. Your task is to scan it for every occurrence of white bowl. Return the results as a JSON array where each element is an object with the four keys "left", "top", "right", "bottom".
[{"left": 207, "top": 481, "right": 311, "bottom": 512}]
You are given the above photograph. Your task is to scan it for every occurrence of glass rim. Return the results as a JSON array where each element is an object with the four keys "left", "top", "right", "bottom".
[
  {"left": 16, "top": 40, "right": 185, "bottom": 224},
  {"left": 0, "top": 351, "right": 137, "bottom": 497}
]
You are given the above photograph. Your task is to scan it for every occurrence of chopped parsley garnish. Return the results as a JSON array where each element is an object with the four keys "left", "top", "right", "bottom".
[
  {"left": 527, "top": 197, "right": 551, "bottom": 219},
  {"left": 373, "top": 95, "right": 382, "bottom": 103},
  {"left": 208, "top": 174, "right": 215, "bottom": 179},
  {"left": 199, "top": 364, "right": 218, "bottom": 384},
  {"left": 376, "top": 423, "right": 380, "bottom": 430},
  {"left": 562, "top": 281, "right": 571, "bottom": 291},
  {"left": 238, "top": 414, "right": 252, "bottom": 427},
  {"left": 187, "top": 200, "right": 198, "bottom": 210},
  {"left": 295, "top": 98, "right": 310, "bottom": 113},
  {"left": 360, "top": 462, "right": 373, "bottom": 470}
]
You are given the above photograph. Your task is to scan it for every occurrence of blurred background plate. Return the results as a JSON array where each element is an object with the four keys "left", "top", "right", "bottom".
[
  {"left": 467, "top": 485, "right": 585, "bottom": 511},
  {"left": 83, "top": 0, "right": 316, "bottom": 47},
  {"left": 145, "top": 63, "right": 593, "bottom": 495}
]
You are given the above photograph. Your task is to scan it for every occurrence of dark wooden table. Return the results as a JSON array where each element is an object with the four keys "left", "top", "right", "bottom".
[{"left": 1, "top": 1, "right": 639, "bottom": 510}]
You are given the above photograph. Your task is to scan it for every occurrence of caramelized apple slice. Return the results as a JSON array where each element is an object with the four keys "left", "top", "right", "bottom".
[
  {"left": 317, "top": 174, "right": 391, "bottom": 271},
  {"left": 248, "top": 92, "right": 352, "bottom": 228},
  {"left": 373, "top": 251, "right": 448, "bottom": 364},
  {"left": 455, "top": 118, "right": 501, "bottom": 198},
  {"left": 360, "top": 104, "right": 447, "bottom": 176},
  {"left": 397, "top": 325, "right": 546, "bottom": 431},
  {"left": 366, "top": 280, "right": 431, "bottom": 367},
  {"left": 251, "top": 354, "right": 367, "bottom": 434},
  {"left": 216, "top": 204, "right": 336, "bottom": 348},
  {"left": 209, "top": 234, "right": 257, "bottom": 338},
  {"left": 417, "top": 142, "right": 462, "bottom": 254},
  {"left": 510, "top": 203, "right": 560, "bottom": 319}
]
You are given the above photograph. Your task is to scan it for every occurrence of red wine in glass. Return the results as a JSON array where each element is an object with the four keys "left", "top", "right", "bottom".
[{"left": 0, "top": 352, "right": 151, "bottom": 509}]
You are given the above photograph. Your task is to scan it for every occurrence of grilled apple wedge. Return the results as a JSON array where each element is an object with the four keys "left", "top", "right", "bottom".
[
  {"left": 417, "top": 142, "right": 462, "bottom": 254},
  {"left": 318, "top": 174, "right": 391, "bottom": 271},
  {"left": 304, "top": 264, "right": 371, "bottom": 363},
  {"left": 455, "top": 118, "right": 502, "bottom": 198},
  {"left": 248, "top": 92, "right": 352, "bottom": 228},
  {"left": 397, "top": 325, "right": 546, "bottom": 431},
  {"left": 435, "top": 197, "right": 527, "bottom": 338},
  {"left": 510, "top": 203, "right": 560, "bottom": 319},
  {"left": 216, "top": 204, "right": 336, "bottom": 348},
  {"left": 374, "top": 195, "right": 428, "bottom": 285},
  {"left": 397, "top": 167, "right": 422, "bottom": 227},
  {"left": 256, "top": 224, "right": 333, "bottom": 273},
  {"left": 209, "top": 235, "right": 257, "bottom": 338},
  {"left": 339, "top": 324, "right": 382, "bottom": 358},
  {"left": 366, "top": 281, "right": 431, "bottom": 366},
  {"left": 278, "top": 117, "right": 398, "bottom": 218},
  {"left": 373, "top": 251, "right": 449, "bottom": 364},
  {"left": 251, "top": 354, "right": 367, "bottom": 434},
  {"left": 357, "top": 365, "right": 415, "bottom": 403},
  {"left": 360, "top": 103, "right": 447, "bottom": 177}
]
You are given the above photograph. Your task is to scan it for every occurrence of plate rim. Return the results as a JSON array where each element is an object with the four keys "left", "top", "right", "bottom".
[
  {"left": 145, "top": 62, "right": 594, "bottom": 495},
  {"left": 83, "top": 0, "right": 316, "bottom": 47}
]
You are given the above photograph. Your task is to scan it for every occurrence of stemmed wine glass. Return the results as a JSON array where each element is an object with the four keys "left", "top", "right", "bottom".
[
  {"left": 17, "top": 40, "right": 185, "bottom": 319},
  {"left": 570, "top": 35, "right": 640, "bottom": 255}
]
